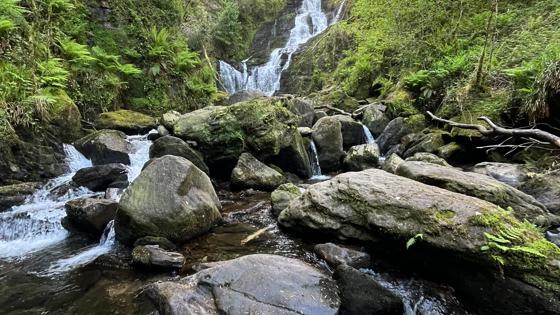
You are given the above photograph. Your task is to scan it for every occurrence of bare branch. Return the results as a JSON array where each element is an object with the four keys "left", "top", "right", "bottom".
[
  {"left": 427, "top": 111, "right": 560, "bottom": 148},
  {"left": 315, "top": 105, "right": 353, "bottom": 116}
]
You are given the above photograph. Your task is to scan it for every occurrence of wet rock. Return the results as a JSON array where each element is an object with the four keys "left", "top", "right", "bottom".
[
  {"left": 144, "top": 254, "right": 340, "bottom": 315},
  {"left": 95, "top": 110, "right": 157, "bottom": 134},
  {"left": 161, "top": 110, "right": 183, "bottom": 130},
  {"left": 312, "top": 116, "right": 345, "bottom": 172},
  {"left": 473, "top": 162, "right": 529, "bottom": 188},
  {"left": 406, "top": 152, "right": 451, "bottom": 167},
  {"left": 382, "top": 153, "right": 404, "bottom": 174},
  {"left": 231, "top": 153, "right": 286, "bottom": 191},
  {"left": 115, "top": 155, "right": 222, "bottom": 245},
  {"left": 437, "top": 142, "right": 465, "bottom": 161},
  {"left": 314, "top": 243, "right": 371, "bottom": 268},
  {"left": 134, "top": 236, "right": 177, "bottom": 251},
  {"left": 403, "top": 132, "right": 447, "bottom": 158},
  {"left": 396, "top": 161, "right": 550, "bottom": 224},
  {"left": 63, "top": 198, "right": 118, "bottom": 236},
  {"left": 283, "top": 97, "right": 316, "bottom": 128},
  {"left": 132, "top": 245, "right": 184, "bottom": 269},
  {"left": 0, "top": 182, "right": 41, "bottom": 211},
  {"left": 72, "top": 163, "right": 128, "bottom": 192},
  {"left": 520, "top": 169, "right": 560, "bottom": 214},
  {"left": 173, "top": 99, "right": 309, "bottom": 178},
  {"left": 271, "top": 183, "right": 302, "bottom": 217},
  {"left": 377, "top": 115, "right": 426, "bottom": 154},
  {"left": 362, "top": 104, "right": 390, "bottom": 136},
  {"left": 149, "top": 136, "right": 209, "bottom": 174},
  {"left": 334, "top": 264, "right": 404, "bottom": 315},
  {"left": 343, "top": 144, "right": 380, "bottom": 171},
  {"left": 223, "top": 90, "right": 266, "bottom": 106},
  {"left": 333, "top": 115, "right": 366, "bottom": 149},
  {"left": 74, "top": 129, "right": 131, "bottom": 165}
]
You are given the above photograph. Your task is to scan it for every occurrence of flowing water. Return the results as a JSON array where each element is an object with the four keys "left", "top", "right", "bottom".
[
  {"left": 219, "top": 0, "right": 338, "bottom": 95},
  {"left": 308, "top": 140, "right": 331, "bottom": 181},
  {"left": 362, "top": 124, "right": 376, "bottom": 144}
]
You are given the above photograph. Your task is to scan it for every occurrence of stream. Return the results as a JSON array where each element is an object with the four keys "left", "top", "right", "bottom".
[{"left": 0, "top": 129, "right": 471, "bottom": 314}]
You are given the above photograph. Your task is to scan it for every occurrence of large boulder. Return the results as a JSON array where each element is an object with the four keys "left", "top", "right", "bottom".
[
  {"left": 95, "top": 110, "right": 157, "bottom": 134},
  {"left": 72, "top": 163, "right": 128, "bottom": 192},
  {"left": 395, "top": 161, "right": 550, "bottom": 224},
  {"left": 74, "top": 130, "right": 130, "bottom": 165},
  {"left": 405, "top": 152, "right": 451, "bottom": 167},
  {"left": 144, "top": 254, "right": 340, "bottom": 315},
  {"left": 382, "top": 153, "right": 404, "bottom": 174},
  {"left": 0, "top": 182, "right": 41, "bottom": 211},
  {"left": 334, "top": 264, "right": 403, "bottom": 315},
  {"left": 473, "top": 162, "right": 529, "bottom": 188},
  {"left": 362, "top": 104, "right": 390, "bottom": 136},
  {"left": 376, "top": 115, "right": 426, "bottom": 154},
  {"left": 283, "top": 97, "right": 316, "bottom": 128},
  {"left": 278, "top": 169, "right": 560, "bottom": 313},
  {"left": 231, "top": 153, "right": 285, "bottom": 191},
  {"left": 271, "top": 183, "right": 302, "bottom": 217},
  {"left": 520, "top": 169, "right": 560, "bottom": 214},
  {"left": 223, "top": 90, "right": 266, "bottom": 106},
  {"left": 115, "top": 155, "right": 222, "bottom": 245},
  {"left": 333, "top": 115, "right": 366, "bottom": 149},
  {"left": 343, "top": 144, "right": 380, "bottom": 171},
  {"left": 149, "top": 136, "right": 209, "bottom": 174},
  {"left": 161, "top": 110, "right": 183, "bottom": 130},
  {"left": 403, "top": 132, "right": 448, "bottom": 158},
  {"left": 173, "top": 99, "right": 310, "bottom": 178},
  {"left": 312, "top": 117, "right": 345, "bottom": 172},
  {"left": 63, "top": 198, "right": 118, "bottom": 236}
]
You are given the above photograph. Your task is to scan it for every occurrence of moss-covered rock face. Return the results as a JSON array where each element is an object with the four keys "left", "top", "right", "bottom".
[
  {"left": 173, "top": 98, "right": 309, "bottom": 177},
  {"left": 278, "top": 169, "right": 560, "bottom": 310},
  {"left": 149, "top": 136, "right": 209, "bottom": 174},
  {"left": 271, "top": 183, "right": 302, "bottom": 217},
  {"left": 405, "top": 153, "right": 451, "bottom": 167},
  {"left": 395, "top": 161, "right": 551, "bottom": 225},
  {"left": 46, "top": 88, "right": 83, "bottom": 142},
  {"left": 95, "top": 110, "right": 157, "bottom": 134}
]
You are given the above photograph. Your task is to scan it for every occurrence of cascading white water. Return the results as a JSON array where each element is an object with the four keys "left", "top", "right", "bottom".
[
  {"left": 0, "top": 145, "right": 93, "bottom": 259},
  {"left": 219, "top": 0, "right": 339, "bottom": 96},
  {"left": 362, "top": 125, "right": 375, "bottom": 144},
  {"left": 0, "top": 133, "right": 153, "bottom": 268},
  {"left": 309, "top": 140, "right": 331, "bottom": 181}
]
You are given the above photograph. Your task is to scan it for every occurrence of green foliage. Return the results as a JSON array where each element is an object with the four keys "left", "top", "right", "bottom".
[
  {"left": 37, "top": 59, "right": 69, "bottom": 88},
  {"left": 58, "top": 38, "right": 95, "bottom": 65},
  {"left": 526, "top": 61, "right": 560, "bottom": 122}
]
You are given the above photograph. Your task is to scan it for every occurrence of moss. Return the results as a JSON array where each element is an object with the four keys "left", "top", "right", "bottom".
[
  {"left": 470, "top": 208, "right": 560, "bottom": 292},
  {"left": 435, "top": 210, "right": 456, "bottom": 222},
  {"left": 95, "top": 110, "right": 156, "bottom": 132},
  {"left": 386, "top": 88, "right": 420, "bottom": 119}
]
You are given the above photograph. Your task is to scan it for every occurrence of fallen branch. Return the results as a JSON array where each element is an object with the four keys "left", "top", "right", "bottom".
[
  {"left": 240, "top": 225, "right": 273, "bottom": 246},
  {"left": 315, "top": 105, "right": 352, "bottom": 116},
  {"left": 427, "top": 111, "right": 560, "bottom": 148}
]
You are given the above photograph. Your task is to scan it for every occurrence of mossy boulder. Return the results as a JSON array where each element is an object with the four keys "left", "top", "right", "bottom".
[
  {"left": 278, "top": 169, "right": 560, "bottom": 313},
  {"left": 312, "top": 116, "right": 345, "bottom": 172},
  {"left": 231, "top": 153, "right": 286, "bottom": 191},
  {"left": 46, "top": 88, "right": 83, "bottom": 142},
  {"left": 343, "top": 144, "right": 380, "bottom": 171},
  {"left": 149, "top": 136, "right": 209, "bottom": 174},
  {"left": 403, "top": 131, "right": 448, "bottom": 158},
  {"left": 173, "top": 99, "right": 310, "bottom": 177},
  {"left": 362, "top": 104, "right": 390, "bottom": 136},
  {"left": 376, "top": 115, "right": 426, "bottom": 154},
  {"left": 271, "top": 183, "right": 302, "bottom": 216},
  {"left": 406, "top": 152, "right": 451, "bottom": 167},
  {"left": 74, "top": 129, "right": 131, "bottom": 165},
  {"left": 115, "top": 155, "right": 222, "bottom": 245},
  {"left": 382, "top": 153, "right": 404, "bottom": 174},
  {"left": 396, "top": 161, "right": 550, "bottom": 224},
  {"left": 333, "top": 115, "right": 367, "bottom": 149},
  {"left": 95, "top": 110, "right": 157, "bottom": 135}
]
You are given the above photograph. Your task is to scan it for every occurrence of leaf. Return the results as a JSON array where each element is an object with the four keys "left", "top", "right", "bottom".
[{"left": 406, "top": 233, "right": 423, "bottom": 250}]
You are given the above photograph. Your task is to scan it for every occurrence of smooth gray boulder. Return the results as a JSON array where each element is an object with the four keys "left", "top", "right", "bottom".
[
  {"left": 63, "top": 198, "right": 118, "bottom": 236},
  {"left": 144, "top": 254, "right": 340, "bottom": 315},
  {"left": 74, "top": 129, "right": 130, "bottom": 165},
  {"left": 115, "top": 155, "right": 222, "bottom": 245},
  {"left": 334, "top": 264, "right": 403, "bottom": 315},
  {"left": 312, "top": 117, "right": 345, "bottom": 172},
  {"left": 72, "top": 163, "right": 128, "bottom": 192},
  {"left": 132, "top": 245, "right": 185, "bottom": 269},
  {"left": 149, "top": 136, "right": 209, "bottom": 174},
  {"left": 271, "top": 183, "right": 302, "bottom": 217},
  {"left": 343, "top": 144, "right": 380, "bottom": 171},
  {"left": 473, "top": 162, "right": 529, "bottom": 188},
  {"left": 396, "top": 161, "right": 550, "bottom": 224},
  {"left": 231, "top": 153, "right": 286, "bottom": 191},
  {"left": 314, "top": 243, "right": 371, "bottom": 268}
]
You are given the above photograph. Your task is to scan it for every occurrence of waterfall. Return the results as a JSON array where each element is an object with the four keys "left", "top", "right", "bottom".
[
  {"left": 362, "top": 125, "right": 375, "bottom": 144},
  {"left": 334, "top": 0, "right": 348, "bottom": 22},
  {"left": 0, "top": 133, "right": 153, "bottom": 263},
  {"left": 309, "top": 140, "right": 331, "bottom": 181},
  {"left": 219, "top": 0, "right": 332, "bottom": 96}
]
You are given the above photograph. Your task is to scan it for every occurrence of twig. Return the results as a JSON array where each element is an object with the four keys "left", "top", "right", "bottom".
[{"left": 315, "top": 105, "right": 352, "bottom": 116}]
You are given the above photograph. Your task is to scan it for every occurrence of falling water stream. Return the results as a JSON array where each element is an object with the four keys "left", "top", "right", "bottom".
[{"left": 219, "top": 0, "right": 343, "bottom": 95}]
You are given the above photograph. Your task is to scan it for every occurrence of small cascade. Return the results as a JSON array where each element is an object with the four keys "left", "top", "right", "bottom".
[
  {"left": 334, "top": 0, "right": 348, "bottom": 22},
  {"left": 219, "top": 0, "right": 333, "bottom": 96},
  {"left": 126, "top": 132, "right": 155, "bottom": 182},
  {"left": 309, "top": 140, "right": 331, "bottom": 181},
  {"left": 0, "top": 145, "right": 93, "bottom": 259},
  {"left": 44, "top": 220, "right": 116, "bottom": 275},
  {"left": 362, "top": 125, "right": 375, "bottom": 144}
]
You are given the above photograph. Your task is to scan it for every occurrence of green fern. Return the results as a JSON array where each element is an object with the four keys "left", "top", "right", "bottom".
[
  {"left": 0, "top": 19, "right": 16, "bottom": 32},
  {"left": 37, "top": 58, "right": 69, "bottom": 88},
  {"left": 58, "top": 38, "right": 96, "bottom": 64},
  {"left": 45, "top": 0, "right": 75, "bottom": 12},
  {"left": 406, "top": 233, "right": 424, "bottom": 249},
  {"left": 148, "top": 27, "right": 172, "bottom": 58}
]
